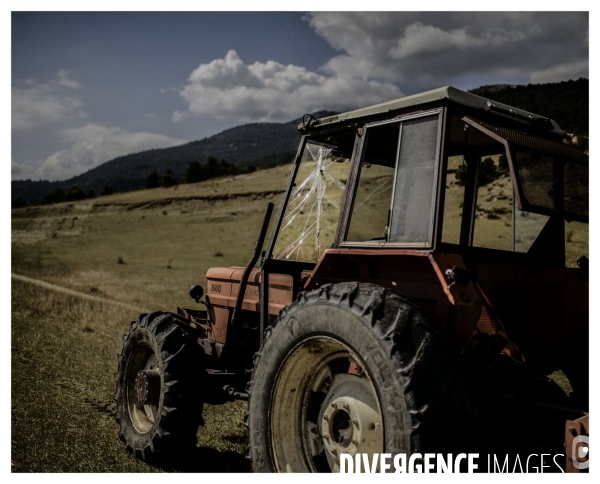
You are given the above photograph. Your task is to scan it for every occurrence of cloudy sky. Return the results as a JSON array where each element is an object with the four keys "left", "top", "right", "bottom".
[{"left": 11, "top": 11, "right": 589, "bottom": 182}]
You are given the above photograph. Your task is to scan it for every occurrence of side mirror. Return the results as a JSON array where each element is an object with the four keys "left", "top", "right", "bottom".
[{"left": 189, "top": 285, "right": 204, "bottom": 303}]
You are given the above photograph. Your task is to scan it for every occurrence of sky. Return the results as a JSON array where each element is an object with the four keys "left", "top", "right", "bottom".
[{"left": 11, "top": 10, "right": 590, "bottom": 182}]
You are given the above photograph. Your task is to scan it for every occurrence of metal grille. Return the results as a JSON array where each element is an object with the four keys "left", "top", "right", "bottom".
[
  {"left": 475, "top": 305, "right": 496, "bottom": 333},
  {"left": 466, "top": 117, "right": 588, "bottom": 164},
  {"left": 474, "top": 280, "right": 524, "bottom": 361},
  {"left": 467, "top": 116, "right": 589, "bottom": 221},
  {"left": 514, "top": 149, "right": 555, "bottom": 211}
]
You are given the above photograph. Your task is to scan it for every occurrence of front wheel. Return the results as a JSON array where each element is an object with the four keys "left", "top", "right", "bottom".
[
  {"left": 114, "top": 311, "right": 204, "bottom": 461},
  {"left": 246, "top": 282, "right": 477, "bottom": 472}
]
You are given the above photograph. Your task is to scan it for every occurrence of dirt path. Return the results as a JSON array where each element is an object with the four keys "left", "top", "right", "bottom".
[{"left": 11, "top": 273, "right": 149, "bottom": 313}]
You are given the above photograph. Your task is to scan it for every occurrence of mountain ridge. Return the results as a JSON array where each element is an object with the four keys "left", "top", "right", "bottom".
[
  {"left": 12, "top": 111, "right": 336, "bottom": 203},
  {"left": 13, "top": 78, "right": 588, "bottom": 204}
]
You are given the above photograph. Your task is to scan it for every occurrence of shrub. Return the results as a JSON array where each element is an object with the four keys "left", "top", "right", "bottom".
[
  {"left": 159, "top": 169, "right": 177, "bottom": 188},
  {"left": 182, "top": 161, "right": 203, "bottom": 184},
  {"left": 478, "top": 157, "right": 498, "bottom": 186},
  {"left": 101, "top": 185, "right": 116, "bottom": 196},
  {"left": 498, "top": 154, "right": 509, "bottom": 171},
  {"left": 145, "top": 171, "right": 160, "bottom": 189},
  {"left": 42, "top": 188, "right": 66, "bottom": 205},
  {"left": 65, "top": 185, "right": 87, "bottom": 202},
  {"left": 455, "top": 163, "right": 467, "bottom": 185},
  {"left": 12, "top": 196, "right": 28, "bottom": 209}
]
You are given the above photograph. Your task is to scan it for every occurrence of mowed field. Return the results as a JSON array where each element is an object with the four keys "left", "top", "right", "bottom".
[{"left": 11, "top": 160, "right": 587, "bottom": 472}]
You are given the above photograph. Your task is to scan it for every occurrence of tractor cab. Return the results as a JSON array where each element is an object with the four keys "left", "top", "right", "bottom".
[
  {"left": 259, "top": 85, "right": 589, "bottom": 390},
  {"left": 271, "top": 86, "right": 587, "bottom": 267},
  {"left": 203, "top": 86, "right": 589, "bottom": 373}
]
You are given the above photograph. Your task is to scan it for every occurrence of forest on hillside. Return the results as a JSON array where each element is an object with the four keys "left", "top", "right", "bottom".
[
  {"left": 12, "top": 80, "right": 589, "bottom": 207},
  {"left": 470, "top": 78, "right": 588, "bottom": 136}
]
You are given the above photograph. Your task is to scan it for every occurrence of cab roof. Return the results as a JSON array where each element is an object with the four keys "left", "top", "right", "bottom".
[{"left": 302, "top": 86, "right": 562, "bottom": 135}]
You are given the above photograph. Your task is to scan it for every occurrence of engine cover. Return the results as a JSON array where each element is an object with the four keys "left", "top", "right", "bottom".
[{"left": 205, "top": 267, "right": 293, "bottom": 343}]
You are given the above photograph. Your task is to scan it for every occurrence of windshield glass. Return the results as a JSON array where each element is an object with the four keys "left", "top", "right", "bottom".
[{"left": 273, "top": 136, "right": 353, "bottom": 262}]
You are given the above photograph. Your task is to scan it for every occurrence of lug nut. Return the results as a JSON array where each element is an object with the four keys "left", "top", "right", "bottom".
[
  {"left": 323, "top": 434, "right": 330, "bottom": 440},
  {"left": 332, "top": 449, "right": 338, "bottom": 456},
  {"left": 353, "top": 420, "right": 359, "bottom": 427},
  {"left": 352, "top": 438, "right": 359, "bottom": 445},
  {"left": 343, "top": 404, "right": 350, "bottom": 411},
  {"left": 331, "top": 403, "right": 337, "bottom": 409},
  {"left": 324, "top": 414, "right": 330, "bottom": 421}
]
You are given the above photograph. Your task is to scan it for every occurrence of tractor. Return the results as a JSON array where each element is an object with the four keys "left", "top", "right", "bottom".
[{"left": 114, "top": 86, "right": 589, "bottom": 472}]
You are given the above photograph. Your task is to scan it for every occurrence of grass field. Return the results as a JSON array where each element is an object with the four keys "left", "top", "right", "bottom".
[
  {"left": 11, "top": 167, "right": 290, "bottom": 473},
  {"left": 11, "top": 279, "right": 247, "bottom": 472},
  {"left": 11, "top": 159, "right": 586, "bottom": 472}
]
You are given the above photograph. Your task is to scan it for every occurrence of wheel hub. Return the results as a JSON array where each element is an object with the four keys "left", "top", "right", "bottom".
[
  {"left": 268, "top": 335, "right": 384, "bottom": 472},
  {"left": 319, "top": 374, "right": 383, "bottom": 469},
  {"left": 331, "top": 409, "right": 353, "bottom": 447},
  {"left": 135, "top": 369, "right": 161, "bottom": 406}
]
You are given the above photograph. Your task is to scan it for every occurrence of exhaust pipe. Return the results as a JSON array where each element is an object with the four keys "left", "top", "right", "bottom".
[{"left": 230, "top": 202, "right": 274, "bottom": 327}]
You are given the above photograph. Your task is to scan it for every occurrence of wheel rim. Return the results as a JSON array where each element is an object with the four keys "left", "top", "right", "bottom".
[
  {"left": 125, "top": 343, "right": 161, "bottom": 434},
  {"left": 270, "top": 335, "right": 383, "bottom": 472}
]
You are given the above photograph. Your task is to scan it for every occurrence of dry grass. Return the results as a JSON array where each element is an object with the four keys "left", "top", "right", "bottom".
[
  {"left": 11, "top": 161, "right": 587, "bottom": 472},
  {"left": 10, "top": 171, "right": 291, "bottom": 472},
  {"left": 11, "top": 168, "right": 291, "bottom": 311},
  {"left": 11, "top": 280, "right": 248, "bottom": 472}
]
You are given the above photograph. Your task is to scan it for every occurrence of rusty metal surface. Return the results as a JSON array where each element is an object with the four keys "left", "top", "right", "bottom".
[
  {"left": 475, "top": 264, "right": 588, "bottom": 371},
  {"left": 428, "top": 252, "right": 482, "bottom": 306},
  {"left": 472, "top": 282, "right": 525, "bottom": 362},
  {"left": 565, "top": 414, "right": 589, "bottom": 472},
  {"left": 304, "top": 248, "right": 430, "bottom": 290},
  {"left": 205, "top": 306, "right": 229, "bottom": 343},
  {"left": 305, "top": 249, "right": 588, "bottom": 367},
  {"left": 205, "top": 267, "right": 294, "bottom": 344},
  {"left": 228, "top": 268, "right": 293, "bottom": 315},
  {"left": 205, "top": 266, "right": 236, "bottom": 313},
  {"left": 304, "top": 249, "right": 489, "bottom": 351}
]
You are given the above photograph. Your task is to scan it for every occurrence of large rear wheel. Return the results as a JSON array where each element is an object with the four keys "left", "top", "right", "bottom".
[{"left": 247, "top": 282, "right": 476, "bottom": 472}]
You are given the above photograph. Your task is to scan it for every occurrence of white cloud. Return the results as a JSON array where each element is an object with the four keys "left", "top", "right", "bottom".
[
  {"left": 34, "top": 124, "right": 187, "bottom": 181},
  {"left": 56, "top": 69, "right": 82, "bottom": 89},
  {"left": 306, "top": 12, "right": 588, "bottom": 86},
  {"left": 175, "top": 50, "right": 403, "bottom": 123},
  {"left": 11, "top": 160, "right": 37, "bottom": 179},
  {"left": 389, "top": 23, "right": 488, "bottom": 59},
  {"left": 174, "top": 13, "right": 587, "bottom": 126},
  {"left": 529, "top": 60, "right": 589, "bottom": 85},
  {"left": 12, "top": 70, "right": 85, "bottom": 129}
]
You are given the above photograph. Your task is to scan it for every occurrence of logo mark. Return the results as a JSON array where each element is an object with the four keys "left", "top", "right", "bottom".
[{"left": 571, "top": 435, "right": 589, "bottom": 470}]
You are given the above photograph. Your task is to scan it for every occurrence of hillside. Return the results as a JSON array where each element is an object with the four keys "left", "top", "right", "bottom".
[
  {"left": 12, "top": 111, "right": 334, "bottom": 204},
  {"left": 12, "top": 78, "right": 589, "bottom": 205},
  {"left": 470, "top": 78, "right": 588, "bottom": 136}
]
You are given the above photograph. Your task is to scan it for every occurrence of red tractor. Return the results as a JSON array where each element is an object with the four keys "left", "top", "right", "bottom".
[{"left": 114, "top": 86, "right": 589, "bottom": 472}]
